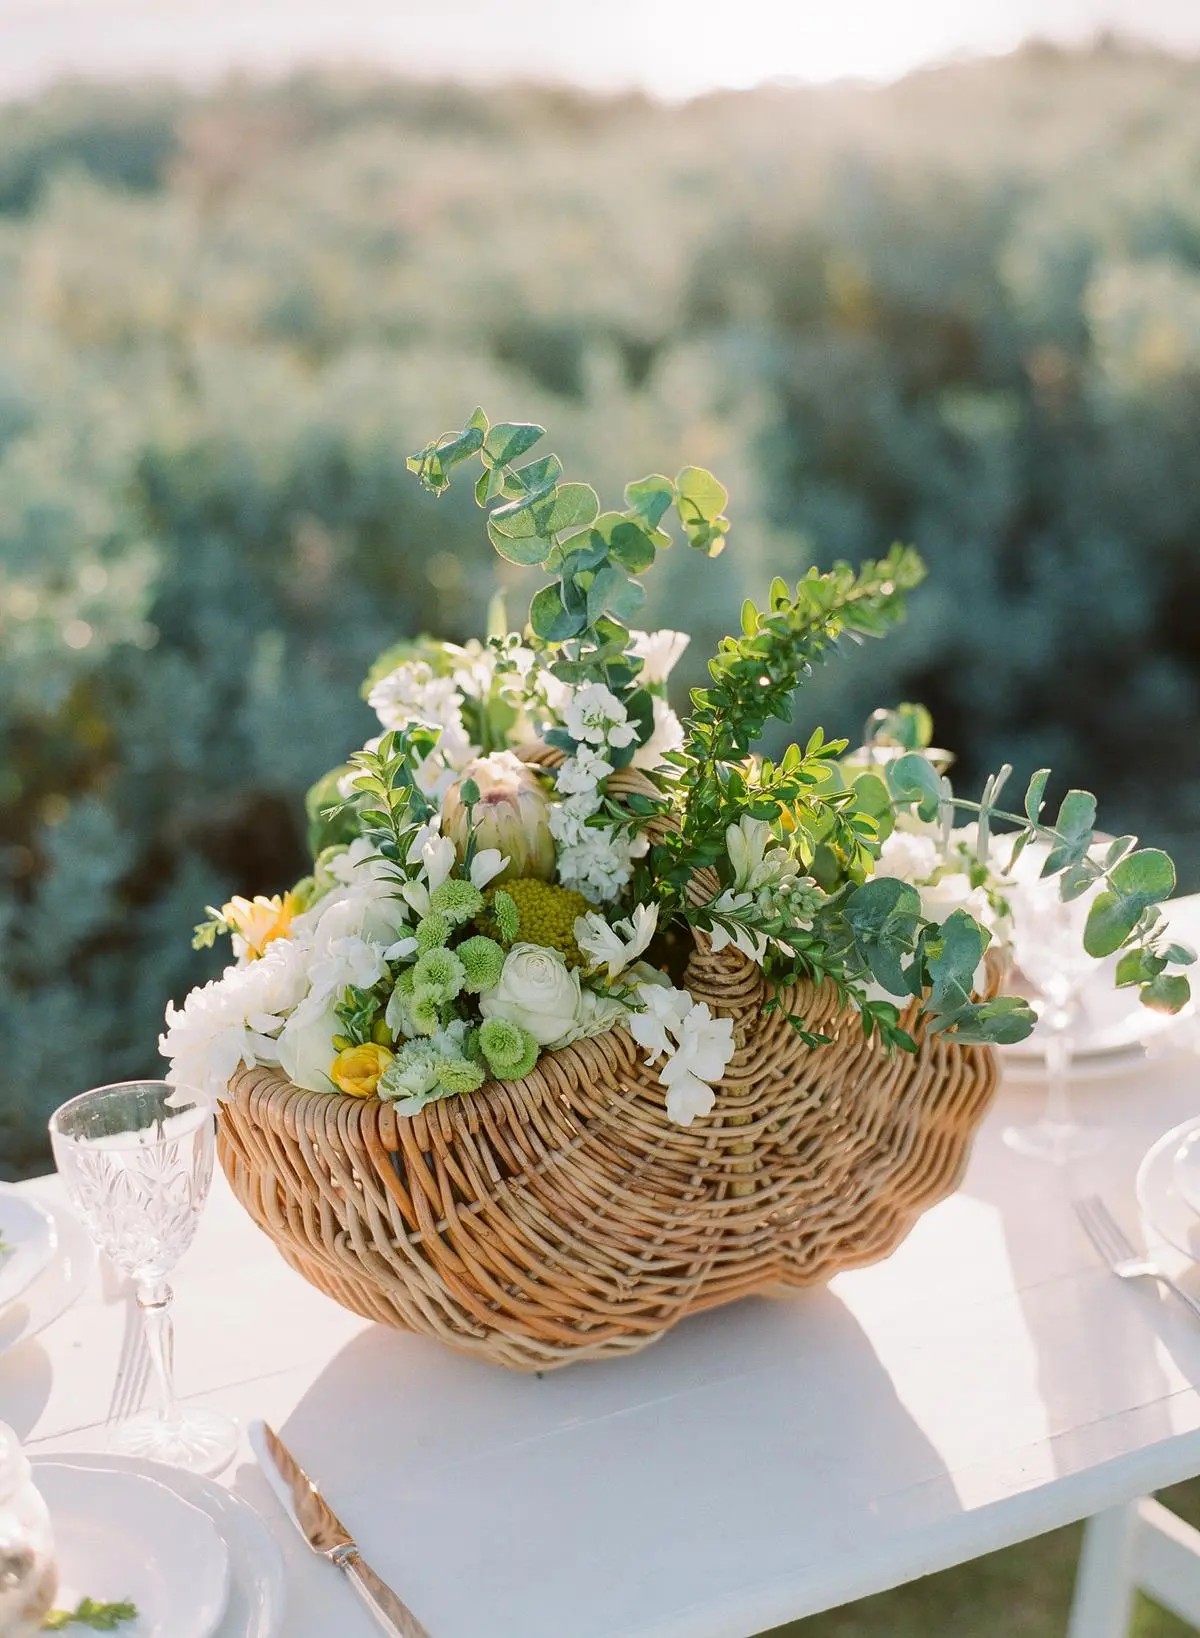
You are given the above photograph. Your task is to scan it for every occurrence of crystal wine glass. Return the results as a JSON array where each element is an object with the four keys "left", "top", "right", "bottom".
[
  {"left": 49, "top": 1081, "right": 238, "bottom": 1475},
  {"left": 1002, "top": 880, "right": 1109, "bottom": 1163}
]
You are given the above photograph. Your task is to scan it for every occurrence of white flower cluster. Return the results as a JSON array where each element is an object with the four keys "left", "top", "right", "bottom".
[
  {"left": 868, "top": 818, "right": 1017, "bottom": 997},
  {"left": 549, "top": 682, "right": 649, "bottom": 903},
  {"left": 873, "top": 821, "right": 1007, "bottom": 938},
  {"left": 628, "top": 980, "right": 736, "bottom": 1126},
  {"left": 366, "top": 645, "right": 498, "bottom": 799},
  {"left": 544, "top": 633, "right": 687, "bottom": 905},
  {"left": 160, "top": 836, "right": 414, "bottom": 1100}
]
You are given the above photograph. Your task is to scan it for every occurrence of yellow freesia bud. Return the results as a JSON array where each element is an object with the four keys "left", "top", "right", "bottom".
[
  {"left": 220, "top": 892, "right": 298, "bottom": 960},
  {"left": 330, "top": 1042, "right": 394, "bottom": 1098}
]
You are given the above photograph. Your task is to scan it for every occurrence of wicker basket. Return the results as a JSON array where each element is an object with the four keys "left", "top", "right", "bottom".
[{"left": 217, "top": 753, "right": 1000, "bottom": 1369}]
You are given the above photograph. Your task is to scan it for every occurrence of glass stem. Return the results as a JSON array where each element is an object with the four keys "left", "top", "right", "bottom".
[
  {"left": 1043, "top": 1012, "right": 1074, "bottom": 1131},
  {"left": 137, "top": 1279, "right": 179, "bottom": 1428}
]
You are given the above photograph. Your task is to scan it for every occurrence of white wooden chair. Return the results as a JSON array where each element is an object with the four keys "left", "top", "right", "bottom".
[{"left": 1070, "top": 1500, "right": 1200, "bottom": 1635}]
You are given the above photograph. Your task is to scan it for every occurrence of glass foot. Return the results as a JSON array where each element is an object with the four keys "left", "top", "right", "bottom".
[
  {"left": 107, "top": 1406, "right": 239, "bottom": 1476},
  {"left": 1002, "top": 1119, "right": 1110, "bottom": 1164}
]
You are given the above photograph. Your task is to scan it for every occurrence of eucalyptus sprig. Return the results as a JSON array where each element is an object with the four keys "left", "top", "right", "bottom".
[
  {"left": 881, "top": 751, "right": 1194, "bottom": 1015},
  {"left": 407, "top": 408, "right": 730, "bottom": 768}
]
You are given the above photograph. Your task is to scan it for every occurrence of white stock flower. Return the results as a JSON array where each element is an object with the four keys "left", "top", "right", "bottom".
[
  {"left": 557, "top": 824, "right": 647, "bottom": 904},
  {"left": 367, "top": 660, "right": 473, "bottom": 760},
  {"left": 630, "top": 629, "right": 689, "bottom": 685},
  {"left": 562, "top": 682, "right": 636, "bottom": 749},
  {"left": 548, "top": 791, "right": 601, "bottom": 848},
  {"left": 575, "top": 903, "right": 659, "bottom": 980},
  {"left": 479, "top": 944, "right": 583, "bottom": 1047},
  {"left": 555, "top": 746, "right": 613, "bottom": 796},
  {"left": 366, "top": 658, "right": 480, "bottom": 799},
  {"left": 631, "top": 698, "right": 685, "bottom": 771}
]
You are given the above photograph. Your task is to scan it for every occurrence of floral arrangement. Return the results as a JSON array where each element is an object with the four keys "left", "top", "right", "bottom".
[{"left": 161, "top": 411, "right": 1193, "bottom": 1125}]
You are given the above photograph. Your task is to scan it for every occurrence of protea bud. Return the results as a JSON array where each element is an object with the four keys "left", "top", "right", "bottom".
[{"left": 442, "top": 751, "right": 555, "bottom": 883}]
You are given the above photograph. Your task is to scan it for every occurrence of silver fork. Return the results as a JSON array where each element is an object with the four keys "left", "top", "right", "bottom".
[
  {"left": 1074, "top": 1195, "right": 1200, "bottom": 1322},
  {"left": 105, "top": 1283, "right": 151, "bottom": 1432}
]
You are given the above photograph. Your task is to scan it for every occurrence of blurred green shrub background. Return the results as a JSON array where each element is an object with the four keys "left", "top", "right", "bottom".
[{"left": 2, "top": 43, "right": 1198, "bottom": 1175}]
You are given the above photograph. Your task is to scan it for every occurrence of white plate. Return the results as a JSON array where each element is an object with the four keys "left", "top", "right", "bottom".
[
  {"left": 1000, "top": 1038, "right": 1176, "bottom": 1086},
  {"left": 1002, "top": 977, "right": 1187, "bottom": 1063},
  {"left": 0, "top": 1187, "right": 57, "bottom": 1309},
  {"left": 31, "top": 1455, "right": 286, "bottom": 1638},
  {"left": 1136, "top": 1117, "right": 1200, "bottom": 1260},
  {"left": 0, "top": 1197, "right": 96, "bottom": 1356},
  {"left": 32, "top": 1461, "right": 231, "bottom": 1638}
]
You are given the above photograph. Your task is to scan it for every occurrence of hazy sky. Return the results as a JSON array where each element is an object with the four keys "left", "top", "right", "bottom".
[{"left": 4, "top": 0, "right": 1200, "bottom": 99}]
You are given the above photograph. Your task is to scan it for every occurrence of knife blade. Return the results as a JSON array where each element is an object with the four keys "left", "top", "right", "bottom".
[{"left": 250, "top": 1419, "right": 433, "bottom": 1638}]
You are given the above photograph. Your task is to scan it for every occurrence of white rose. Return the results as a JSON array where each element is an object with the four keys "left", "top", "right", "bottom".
[
  {"left": 479, "top": 943, "right": 582, "bottom": 1048},
  {"left": 276, "top": 992, "right": 340, "bottom": 1093}
]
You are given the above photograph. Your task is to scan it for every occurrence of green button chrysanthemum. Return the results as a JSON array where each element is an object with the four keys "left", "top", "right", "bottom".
[
  {"left": 415, "top": 912, "right": 452, "bottom": 953},
  {"left": 429, "top": 878, "right": 485, "bottom": 926},
  {"left": 478, "top": 1016, "right": 539, "bottom": 1081},
  {"left": 409, "top": 985, "right": 443, "bottom": 1036},
  {"left": 434, "top": 1057, "right": 486, "bottom": 1095},
  {"left": 412, "top": 946, "right": 466, "bottom": 1003},
  {"left": 485, "top": 888, "right": 520, "bottom": 944},
  {"left": 456, "top": 935, "right": 505, "bottom": 995}
]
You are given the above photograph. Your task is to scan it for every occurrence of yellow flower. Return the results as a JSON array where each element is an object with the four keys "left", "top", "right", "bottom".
[
  {"left": 482, "top": 877, "right": 591, "bottom": 965},
  {"left": 220, "top": 892, "right": 298, "bottom": 961},
  {"left": 330, "top": 1042, "right": 395, "bottom": 1098}
]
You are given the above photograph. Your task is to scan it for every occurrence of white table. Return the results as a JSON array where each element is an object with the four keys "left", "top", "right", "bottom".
[{"left": 5, "top": 902, "right": 1200, "bottom": 1638}]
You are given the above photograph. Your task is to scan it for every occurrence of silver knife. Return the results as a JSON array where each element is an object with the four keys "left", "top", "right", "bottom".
[{"left": 250, "top": 1419, "right": 432, "bottom": 1638}]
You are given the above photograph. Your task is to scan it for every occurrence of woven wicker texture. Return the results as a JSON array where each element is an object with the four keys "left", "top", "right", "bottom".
[{"left": 216, "top": 752, "right": 1001, "bottom": 1370}]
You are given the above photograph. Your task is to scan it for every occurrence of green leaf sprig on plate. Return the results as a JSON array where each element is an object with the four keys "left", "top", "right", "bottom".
[{"left": 42, "top": 1597, "right": 139, "bottom": 1631}]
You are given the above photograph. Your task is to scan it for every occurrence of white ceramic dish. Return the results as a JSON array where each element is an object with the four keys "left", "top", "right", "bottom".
[
  {"left": 1001, "top": 976, "right": 1186, "bottom": 1064},
  {"left": 1136, "top": 1117, "right": 1200, "bottom": 1261},
  {"left": 33, "top": 1460, "right": 231, "bottom": 1638},
  {"left": 1000, "top": 1040, "right": 1160, "bottom": 1086},
  {"left": 31, "top": 1455, "right": 286, "bottom": 1638},
  {"left": 0, "top": 1197, "right": 96, "bottom": 1356},
  {"left": 0, "top": 1187, "right": 57, "bottom": 1309}
]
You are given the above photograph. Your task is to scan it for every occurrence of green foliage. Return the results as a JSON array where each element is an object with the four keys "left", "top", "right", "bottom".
[
  {"left": 408, "top": 409, "right": 731, "bottom": 755},
  {"left": 659, "top": 551, "right": 925, "bottom": 904},
  {"left": 3, "top": 53, "right": 1200, "bottom": 1171},
  {"left": 42, "top": 1597, "right": 139, "bottom": 1631}
]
